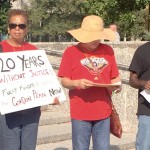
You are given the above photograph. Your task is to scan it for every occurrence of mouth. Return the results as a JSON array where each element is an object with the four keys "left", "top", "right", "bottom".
[
  {"left": 13, "top": 33, "right": 22, "bottom": 37},
  {"left": 14, "top": 32, "right": 20, "bottom": 35}
]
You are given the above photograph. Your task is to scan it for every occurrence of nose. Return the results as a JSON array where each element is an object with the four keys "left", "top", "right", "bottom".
[{"left": 15, "top": 26, "right": 20, "bottom": 30}]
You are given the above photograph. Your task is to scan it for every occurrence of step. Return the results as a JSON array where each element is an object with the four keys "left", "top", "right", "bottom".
[
  {"left": 36, "top": 133, "right": 136, "bottom": 150},
  {"left": 37, "top": 108, "right": 136, "bottom": 150},
  {"left": 36, "top": 140, "right": 72, "bottom": 150},
  {"left": 39, "top": 111, "right": 70, "bottom": 126},
  {"left": 37, "top": 110, "right": 71, "bottom": 145},
  {"left": 37, "top": 122, "right": 71, "bottom": 145}
]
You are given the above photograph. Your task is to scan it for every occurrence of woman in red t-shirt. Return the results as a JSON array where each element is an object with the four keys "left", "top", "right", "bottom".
[
  {"left": 0, "top": 9, "right": 40, "bottom": 150},
  {"left": 58, "top": 15, "right": 122, "bottom": 150}
]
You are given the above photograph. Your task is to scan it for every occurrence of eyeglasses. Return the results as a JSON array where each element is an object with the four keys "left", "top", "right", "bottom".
[{"left": 9, "top": 23, "right": 27, "bottom": 29}]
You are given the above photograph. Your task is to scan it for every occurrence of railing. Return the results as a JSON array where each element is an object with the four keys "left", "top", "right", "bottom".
[{"left": 45, "top": 50, "right": 63, "bottom": 57}]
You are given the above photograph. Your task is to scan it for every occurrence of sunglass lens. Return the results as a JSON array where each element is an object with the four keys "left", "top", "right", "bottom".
[
  {"left": 18, "top": 24, "right": 27, "bottom": 29},
  {"left": 9, "top": 23, "right": 27, "bottom": 29},
  {"left": 9, "top": 23, "right": 17, "bottom": 29}
]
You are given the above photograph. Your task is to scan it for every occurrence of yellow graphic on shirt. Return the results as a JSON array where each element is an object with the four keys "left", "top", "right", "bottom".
[{"left": 81, "top": 56, "right": 108, "bottom": 75}]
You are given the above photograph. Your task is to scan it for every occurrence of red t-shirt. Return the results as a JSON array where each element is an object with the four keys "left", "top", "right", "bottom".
[
  {"left": 0, "top": 40, "right": 37, "bottom": 52},
  {"left": 0, "top": 40, "right": 40, "bottom": 115},
  {"left": 58, "top": 43, "right": 119, "bottom": 120}
]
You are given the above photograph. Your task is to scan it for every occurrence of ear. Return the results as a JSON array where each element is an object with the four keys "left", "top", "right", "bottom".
[{"left": 7, "top": 27, "right": 10, "bottom": 34}]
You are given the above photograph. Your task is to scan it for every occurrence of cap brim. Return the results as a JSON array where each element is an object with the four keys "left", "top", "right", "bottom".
[{"left": 68, "top": 28, "right": 116, "bottom": 43}]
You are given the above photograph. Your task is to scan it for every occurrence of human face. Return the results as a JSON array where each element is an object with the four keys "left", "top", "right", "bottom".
[
  {"left": 110, "top": 25, "right": 117, "bottom": 32},
  {"left": 81, "top": 40, "right": 100, "bottom": 51},
  {"left": 8, "top": 15, "right": 28, "bottom": 42}
]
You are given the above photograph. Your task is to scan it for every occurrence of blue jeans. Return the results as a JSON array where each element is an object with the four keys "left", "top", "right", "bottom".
[
  {"left": 0, "top": 107, "right": 40, "bottom": 150},
  {"left": 72, "top": 118, "right": 110, "bottom": 150},
  {"left": 136, "top": 115, "right": 150, "bottom": 150}
]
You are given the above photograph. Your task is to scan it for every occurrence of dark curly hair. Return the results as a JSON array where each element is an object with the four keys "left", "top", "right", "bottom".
[{"left": 7, "top": 9, "right": 29, "bottom": 25}]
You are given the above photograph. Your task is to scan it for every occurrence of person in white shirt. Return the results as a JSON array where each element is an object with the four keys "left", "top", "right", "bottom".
[{"left": 110, "top": 24, "right": 120, "bottom": 42}]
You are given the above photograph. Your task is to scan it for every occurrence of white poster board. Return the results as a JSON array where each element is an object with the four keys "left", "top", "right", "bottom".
[{"left": 0, "top": 50, "right": 66, "bottom": 115}]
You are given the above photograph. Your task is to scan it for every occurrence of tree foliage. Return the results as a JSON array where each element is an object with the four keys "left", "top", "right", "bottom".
[
  {"left": 27, "top": 0, "right": 84, "bottom": 41},
  {"left": 81, "top": 0, "right": 149, "bottom": 40},
  {"left": 26, "top": 0, "right": 149, "bottom": 41},
  {"left": 0, "top": 0, "right": 13, "bottom": 33},
  {"left": 81, "top": 0, "right": 148, "bottom": 21}
]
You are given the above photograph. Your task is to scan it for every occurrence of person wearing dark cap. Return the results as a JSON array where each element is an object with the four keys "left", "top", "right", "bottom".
[{"left": 58, "top": 15, "right": 122, "bottom": 150}]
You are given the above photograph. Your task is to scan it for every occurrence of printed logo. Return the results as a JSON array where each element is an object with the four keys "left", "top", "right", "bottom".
[{"left": 81, "top": 56, "right": 108, "bottom": 75}]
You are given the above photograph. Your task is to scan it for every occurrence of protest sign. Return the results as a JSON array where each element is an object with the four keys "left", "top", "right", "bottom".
[{"left": 0, "top": 50, "right": 66, "bottom": 115}]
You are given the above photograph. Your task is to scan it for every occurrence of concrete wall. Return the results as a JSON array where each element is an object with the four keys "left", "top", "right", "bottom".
[
  {"left": 109, "top": 42, "right": 140, "bottom": 133},
  {"left": 33, "top": 41, "right": 148, "bottom": 133}
]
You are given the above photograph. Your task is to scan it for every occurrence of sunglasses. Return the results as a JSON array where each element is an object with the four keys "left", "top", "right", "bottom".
[{"left": 9, "top": 23, "right": 27, "bottom": 29}]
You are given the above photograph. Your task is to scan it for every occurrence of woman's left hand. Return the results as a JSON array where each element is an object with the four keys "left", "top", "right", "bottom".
[{"left": 51, "top": 97, "right": 60, "bottom": 105}]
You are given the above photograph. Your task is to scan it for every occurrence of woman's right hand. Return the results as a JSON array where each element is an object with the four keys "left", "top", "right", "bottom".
[
  {"left": 61, "top": 77, "right": 93, "bottom": 90},
  {"left": 74, "top": 79, "right": 94, "bottom": 89}
]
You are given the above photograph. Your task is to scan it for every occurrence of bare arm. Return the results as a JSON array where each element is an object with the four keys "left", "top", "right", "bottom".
[
  {"left": 60, "top": 77, "right": 94, "bottom": 90},
  {"left": 129, "top": 72, "right": 150, "bottom": 90}
]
